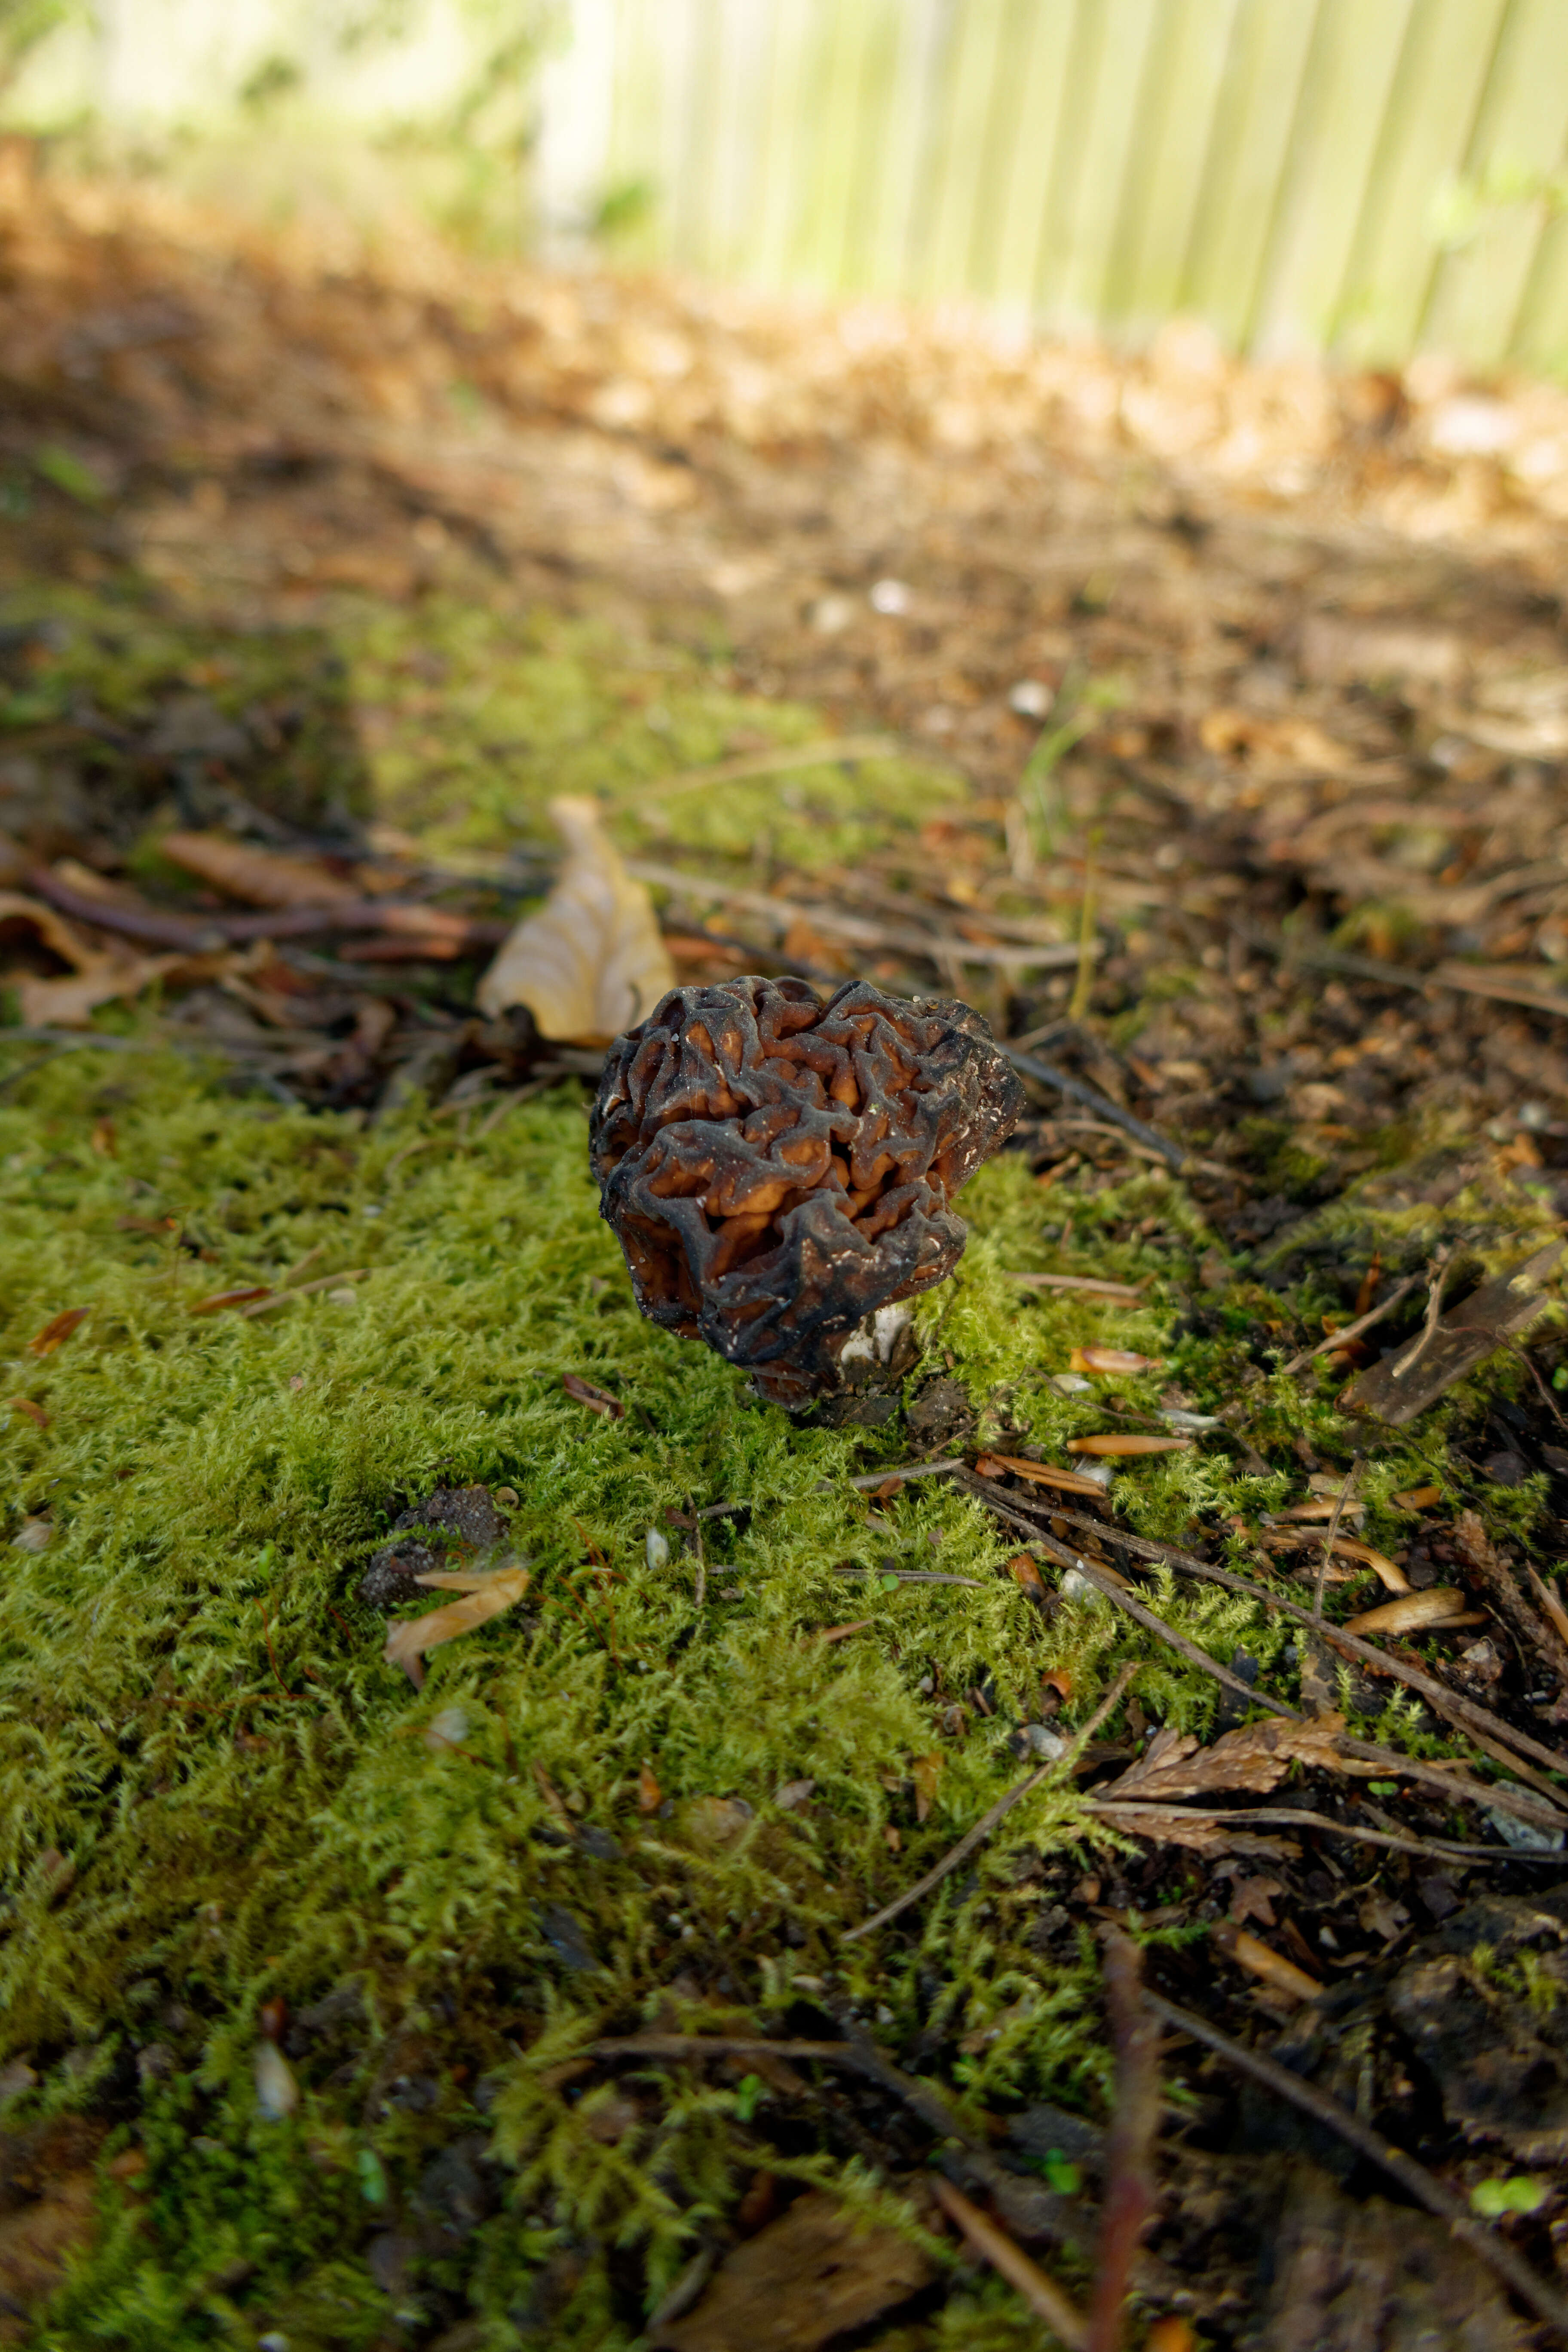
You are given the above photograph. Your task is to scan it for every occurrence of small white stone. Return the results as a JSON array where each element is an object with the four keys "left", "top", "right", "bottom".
[
  {"left": 1060, "top": 1567, "right": 1110, "bottom": 1607},
  {"left": 808, "top": 593, "right": 855, "bottom": 634},
  {"left": 1008, "top": 678, "right": 1054, "bottom": 719},
  {"left": 423, "top": 1705, "right": 469, "bottom": 1752},
  {"left": 1023, "top": 1724, "right": 1069, "bottom": 1760},
  {"left": 1485, "top": 1807, "right": 1564, "bottom": 1854},
  {"left": 11, "top": 1518, "right": 51, "bottom": 1553},
  {"left": 254, "top": 2040, "right": 299, "bottom": 2120},
  {"left": 869, "top": 577, "right": 910, "bottom": 615}
]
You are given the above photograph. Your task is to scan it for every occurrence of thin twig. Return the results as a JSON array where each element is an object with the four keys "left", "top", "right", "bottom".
[
  {"left": 842, "top": 1663, "right": 1139, "bottom": 1943},
  {"left": 845, "top": 1458, "right": 966, "bottom": 1491},
  {"left": 1088, "top": 1932, "right": 1159, "bottom": 2352},
  {"left": 1390, "top": 1245, "right": 1454, "bottom": 1383},
  {"left": 999, "top": 1045, "right": 1188, "bottom": 1173},
  {"left": 1314, "top": 1454, "right": 1361, "bottom": 1626},
  {"left": 929, "top": 2176, "right": 1088, "bottom": 2350},
  {"left": 1146, "top": 1989, "right": 1568, "bottom": 2339},
  {"left": 582, "top": 2034, "right": 985, "bottom": 2152},
  {"left": 1053, "top": 1550, "right": 1302, "bottom": 1722},
  {"left": 1278, "top": 1274, "right": 1421, "bottom": 1376},
  {"left": 688, "top": 1500, "right": 705, "bottom": 1611},
  {"left": 1091, "top": 1802, "right": 1547, "bottom": 1865},
  {"left": 977, "top": 1493, "right": 1565, "bottom": 1834},
  {"left": 1029, "top": 1504, "right": 1568, "bottom": 1782}
]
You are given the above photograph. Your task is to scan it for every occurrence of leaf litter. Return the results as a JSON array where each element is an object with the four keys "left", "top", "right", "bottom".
[{"left": 3, "top": 154, "right": 1568, "bottom": 2351}]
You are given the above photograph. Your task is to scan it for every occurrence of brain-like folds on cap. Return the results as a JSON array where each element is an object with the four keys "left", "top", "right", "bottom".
[{"left": 590, "top": 976, "right": 1023, "bottom": 1403}]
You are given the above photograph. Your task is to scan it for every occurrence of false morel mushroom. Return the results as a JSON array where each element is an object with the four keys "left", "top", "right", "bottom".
[{"left": 589, "top": 976, "right": 1024, "bottom": 1404}]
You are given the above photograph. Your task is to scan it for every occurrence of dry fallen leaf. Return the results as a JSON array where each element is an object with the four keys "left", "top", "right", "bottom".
[
  {"left": 1391, "top": 1484, "right": 1442, "bottom": 1510},
  {"left": 476, "top": 794, "right": 675, "bottom": 1042},
  {"left": 0, "top": 2120, "right": 105, "bottom": 2347},
  {"left": 1068, "top": 1346, "right": 1164, "bottom": 1374},
  {"left": 912, "top": 1752, "right": 942, "bottom": 1823},
  {"left": 5, "top": 1397, "right": 48, "bottom": 1429},
  {"left": 383, "top": 1564, "right": 531, "bottom": 1688},
  {"left": 650, "top": 2188, "right": 934, "bottom": 2352},
  {"left": 1066, "top": 1433, "right": 1191, "bottom": 1457},
  {"left": 159, "top": 830, "right": 358, "bottom": 907},
  {"left": 26, "top": 1307, "right": 87, "bottom": 1357},
  {"left": 1343, "top": 1586, "right": 1474, "bottom": 1635},
  {"left": 637, "top": 1762, "right": 663, "bottom": 1811},
  {"left": 1100, "top": 1713, "right": 1349, "bottom": 1804},
  {"left": 562, "top": 1372, "right": 625, "bottom": 1418},
  {"left": 0, "top": 889, "right": 185, "bottom": 1026},
  {"left": 1088, "top": 1802, "right": 1296, "bottom": 1859},
  {"left": 976, "top": 1452, "right": 1108, "bottom": 1497}
]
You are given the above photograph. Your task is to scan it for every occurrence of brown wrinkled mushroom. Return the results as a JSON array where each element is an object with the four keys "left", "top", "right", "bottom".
[{"left": 590, "top": 976, "right": 1024, "bottom": 1405}]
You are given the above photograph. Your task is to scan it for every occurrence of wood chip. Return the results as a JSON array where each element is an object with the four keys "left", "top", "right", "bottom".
[{"left": 1344, "top": 1242, "right": 1562, "bottom": 1426}]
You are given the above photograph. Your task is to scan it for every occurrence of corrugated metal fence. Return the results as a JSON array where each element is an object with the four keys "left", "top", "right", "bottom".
[{"left": 537, "top": 0, "right": 1568, "bottom": 372}]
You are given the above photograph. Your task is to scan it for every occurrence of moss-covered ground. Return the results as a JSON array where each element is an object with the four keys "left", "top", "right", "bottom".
[
  {"left": 3, "top": 498, "right": 1568, "bottom": 2349},
  {"left": 3, "top": 986, "right": 1560, "bottom": 2344}
]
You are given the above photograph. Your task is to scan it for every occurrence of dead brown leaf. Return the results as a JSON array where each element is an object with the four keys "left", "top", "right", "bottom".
[
  {"left": 1099, "top": 1714, "right": 1349, "bottom": 1804},
  {"left": 637, "top": 1761, "right": 663, "bottom": 1812},
  {"left": 383, "top": 1564, "right": 531, "bottom": 1688},
  {"left": 476, "top": 794, "right": 675, "bottom": 1043},
  {"left": 0, "top": 2119, "right": 104, "bottom": 2347},
  {"left": 912, "top": 1752, "right": 942, "bottom": 1823},
  {"left": 649, "top": 2189, "right": 934, "bottom": 2352},
  {"left": 0, "top": 888, "right": 184, "bottom": 1026},
  {"left": 159, "top": 831, "right": 358, "bottom": 908},
  {"left": 5, "top": 1397, "right": 48, "bottom": 1429},
  {"left": 26, "top": 1307, "right": 87, "bottom": 1356}
]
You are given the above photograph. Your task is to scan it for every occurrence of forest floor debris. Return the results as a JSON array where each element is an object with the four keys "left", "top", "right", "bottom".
[{"left": 4, "top": 150, "right": 1568, "bottom": 2347}]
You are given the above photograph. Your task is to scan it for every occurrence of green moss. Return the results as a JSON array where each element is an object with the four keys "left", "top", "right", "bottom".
[{"left": 3, "top": 577, "right": 1564, "bottom": 2345}]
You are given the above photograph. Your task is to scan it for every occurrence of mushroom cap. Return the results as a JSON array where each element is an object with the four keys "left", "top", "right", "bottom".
[{"left": 590, "top": 975, "right": 1023, "bottom": 1403}]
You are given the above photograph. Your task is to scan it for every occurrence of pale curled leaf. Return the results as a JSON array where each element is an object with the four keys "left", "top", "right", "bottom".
[
  {"left": 1066, "top": 1433, "right": 1191, "bottom": 1457},
  {"left": 1343, "top": 1586, "right": 1472, "bottom": 1635},
  {"left": 1102, "top": 1713, "right": 1349, "bottom": 1804},
  {"left": 1089, "top": 1803, "right": 1298, "bottom": 1859},
  {"left": 475, "top": 795, "right": 675, "bottom": 1043},
  {"left": 384, "top": 1565, "right": 530, "bottom": 1687}
]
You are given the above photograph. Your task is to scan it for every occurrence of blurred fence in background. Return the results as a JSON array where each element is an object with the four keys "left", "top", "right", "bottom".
[
  {"left": 538, "top": 0, "right": 1568, "bottom": 374},
  {"left": 7, "top": 0, "right": 1568, "bottom": 372}
]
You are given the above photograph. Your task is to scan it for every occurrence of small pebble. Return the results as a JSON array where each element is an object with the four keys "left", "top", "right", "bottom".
[
  {"left": 869, "top": 577, "right": 910, "bottom": 615},
  {"left": 254, "top": 2040, "right": 299, "bottom": 2120},
  {"left": 1008, "top": 678, "right": 1054, "bottom": 719}
]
